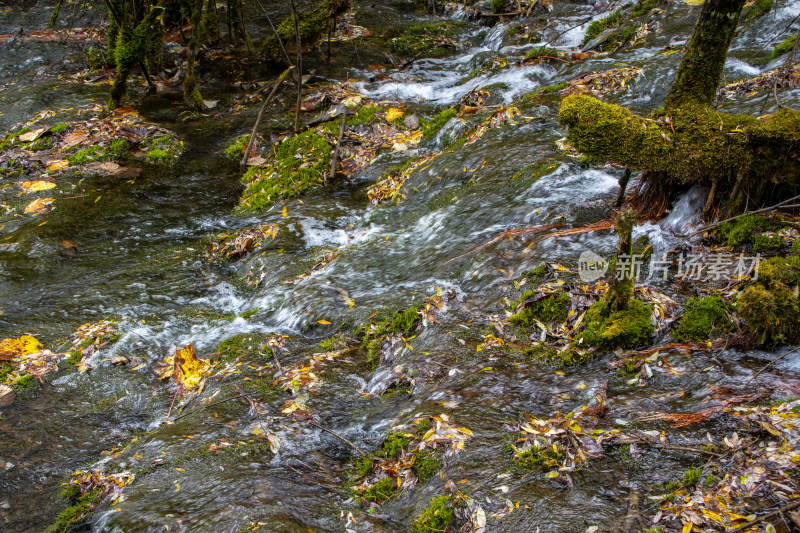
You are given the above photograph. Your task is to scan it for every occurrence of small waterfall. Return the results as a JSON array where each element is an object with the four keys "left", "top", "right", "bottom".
[
  {"left": 659, "top": 184, "right": 705, "bottom": 235},
  {"left": 482, "top": 24, "right": 506, "bottom": 51}
]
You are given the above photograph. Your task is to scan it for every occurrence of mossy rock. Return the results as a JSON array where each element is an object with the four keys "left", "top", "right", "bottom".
[
  {"left": 674, "top": 294, "right": 734, "bottom": 341},
  {"left": 390, "top": 21, "right": 467, "bottom": 58},
  {"left": 380, "top": 432, "right": 410, "bottom": 459},
  {"left": 359, "top": 476, "right": 398, "bottom": 503},
  {"left": 46, "top": 486, "right": 102, "bottom": 533},
  {"left": 223, "top": 134, "right": 250, "bottom": 161},
  {"left": 738, "top": 283, "right": 800, "bottom": 345},
  {"left": 421, "top": 108, "right": 458, "bottom": 140},
  {"left": 237, "top": 129, "right": 331, "bottom": 213},
  {"left": 513, "top": 442, "right": 564, "bottom": 471},
  {"left": 510, "top": 291, "right": 571, "bottom": 327},
  {"left": 577, "top": 298, "right": 653, "bottom": 350},
  {"left": 412, "top": 450, "right": 443, "bottom": 482},
  {"left": 144, "top": 134, "right": 184, "bottom": 167},
  {"left": 217, "top": 333, "right": 273, "bottom": 363},
  {"left": 413, "top": 495, "right": 455, "bottom": 533},
  {"left": 716, "top": 215, "right": 786, "bottom": 250},
  {"left": 356, "top": 305, "right": 421, "bottom": 369}
]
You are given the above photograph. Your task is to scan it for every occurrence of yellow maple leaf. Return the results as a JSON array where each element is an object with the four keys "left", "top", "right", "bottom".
[
  {"left": 173, "top": 344, "right": 210, "bottom": 390},
  {"left": 0, "top": 335, "right": 43, "bottom": 360},
  {"left": 19, "top": 180, "right": 56, "bottom": 193},
  {"left": 385, "top": 108, "right": 404, "bottom": 122}
]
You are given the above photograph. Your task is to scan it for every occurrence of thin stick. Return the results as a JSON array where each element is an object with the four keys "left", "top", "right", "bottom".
[
  {"left": 289, "top": 0, "right": 302, "bottom": 132},
  {"left": 747, "top": 346, "right": 800, "bottom": 383},
  {"left": 308, "top": 420, "right": 366, "bottom": 456},
  {"left": 729, "top": 500, "right": 800, "bottom": 533},
  {"left": 329, "top": 107, "right": 348, "bottom": 180},
  {"left": 241, "top": 67, "right": 294, "bottom": 166}
]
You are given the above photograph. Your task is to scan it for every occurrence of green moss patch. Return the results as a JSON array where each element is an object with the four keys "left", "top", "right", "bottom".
[
  {"left": 510, "top": 291, "right": 571, "bottom": 326},
  {"left": 421, "top": 108, "right": 458, "bottom": 140},
  {"left": 217, "top": 333, "right": 273, "bottom": 363},
  {"left": 577, "top": 298, "right": 653, "bottom": 350},
  {"left": 236, "top": 129, "right": 331, "bottom": 213},
  {"left": 715, "top": 215, "right": 786, "bottom": 250},
  {"left": 224, "top": 134, "right": 250, "bottom": 161},
  {"left": 355, "top": 305, "right": 421, "bottom": 369},
  {"left": 46, "top": 486, "right": 102, "bottom": 533},
  {"left": 144, "top": 134, "right": 184, "bottom": 167},
  {"left": 390, "top": 21, "right": 468, "bottom": 58},
  {"left": 413, "top": 495, "right": 456, "bottom": 533},
  {"left": 737, "top": 255, "right": 800, "bottom": 345},
  {"left": 674, "top": 294, "right": 734, "bottom": 341}
]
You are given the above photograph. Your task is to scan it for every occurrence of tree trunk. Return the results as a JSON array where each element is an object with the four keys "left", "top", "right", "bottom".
[
  {"left": 664, "top": 0, "right": 747, "bottom": 111},
  {"left": 183, "top": 0, "right": 206, "bottom": 110},
  {"left": 605, "top": 206, "right": 636, "bottom": 312}
]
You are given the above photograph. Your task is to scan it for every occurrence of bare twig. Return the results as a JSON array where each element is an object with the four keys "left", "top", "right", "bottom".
[
  {"left": 729, "top": 500, "right": 800, "bottom": 533},
  {"left": 289, "top": 0, "right": 303, "bottom": 132},
  {"left": 241, "top": 66, "right": 294, "bottom": 166},
  {"left": 686, "top": 192, "right": 800, "bottom": 237},
  {"left": 746, "top": 346, "right": 800, "bottom": 384},
  {"left": 308, "top": 420, "right": 366, "bottom": 457},
  {"left": 329, "top": 107, "right": 348, "bottom": 180},
  {"left": 172, "top": 394, "right": 247, "bottom": 421}
]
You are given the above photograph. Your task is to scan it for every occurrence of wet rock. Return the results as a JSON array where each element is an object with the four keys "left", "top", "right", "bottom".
[{"left": 403, "top": 113, "right": 420, "bottom": 129}]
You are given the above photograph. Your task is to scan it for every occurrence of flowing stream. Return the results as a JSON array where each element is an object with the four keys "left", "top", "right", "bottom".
[{"left": 2, "top": 1, "right": 800, "bottom": 531}]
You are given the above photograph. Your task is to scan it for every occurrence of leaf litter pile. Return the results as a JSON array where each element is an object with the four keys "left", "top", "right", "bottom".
[{"left": 1, "top": 105, "right": 182, "bottom": 215}]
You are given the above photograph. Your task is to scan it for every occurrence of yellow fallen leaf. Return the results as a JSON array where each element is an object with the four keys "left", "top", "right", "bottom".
[
  {"left": 682, "top": 522, "right": 693, "bottom": 533},
  {"left": 282, "top": 206, "right": 288, "bottom": 217},
  {"left": 23, "top": 197, "right": 55, "bottom": 215},
  {"left": 0, "top": 335, "right": 43, "bottom": 360},
  {"left": 46, "top": 160, "right": 70, "bottom": 172},
  {"left": 385, "top": 108, "right": 404, "bottom": 122},
  {"left": 342, "top": 95, "right": 363, "bottom": 107},
  {"left": 19, "top": 180, "right": 56, "bottom": 193},
  {"left": 317, "top": 320, "right": 332, "bottom": 325},
  {"left": 173, "top": 344, "right": 210, "bottom": 390}
]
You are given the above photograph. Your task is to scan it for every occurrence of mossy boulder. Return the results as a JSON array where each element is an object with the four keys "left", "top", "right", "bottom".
[
  {"left": 390, "top": 21, "right": 467, "bottom": 58},
  {"left": 578, "top": 298, "right": 653, "bottom": 350},
  {"left": 237, "top": 129, "right": 331, "bottom": 213},
  {"left": 674, "top": 294, "right": 734, "bottom": 341},
  {"left": 737, "top": 255, "right": 800, "bottom": 345}
]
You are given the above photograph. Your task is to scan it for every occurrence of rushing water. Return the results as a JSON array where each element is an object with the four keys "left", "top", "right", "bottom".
[{"left": 2, "top": 1, "right": 800, "bottom": 531}]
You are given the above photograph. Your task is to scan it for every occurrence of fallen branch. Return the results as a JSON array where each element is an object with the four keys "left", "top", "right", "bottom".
[
  {"left": 328, "top": 106, "right": 348, "bottom": 180},
  {"left": 445, "top": 223, "right": 562, "bottom": 263},
  {"left": 686, "top": 192, "right": 800, "bottom": 237},
  {"left": 746, "top": 346, "right": 800, "bottom": 384},
  {"left": 729, "top": 500, "right": 800, "bottom": 533}
]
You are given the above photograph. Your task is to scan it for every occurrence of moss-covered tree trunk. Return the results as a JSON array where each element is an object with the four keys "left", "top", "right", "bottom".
[
  {"left": 558, "top": 0, "right": 800, "bottom": 216},
  {"left": 605, "top": 206, "right": 636, "bottom": 312},
  {"left": 664, "top": 0, "right": 747, "bottom": 111}
]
